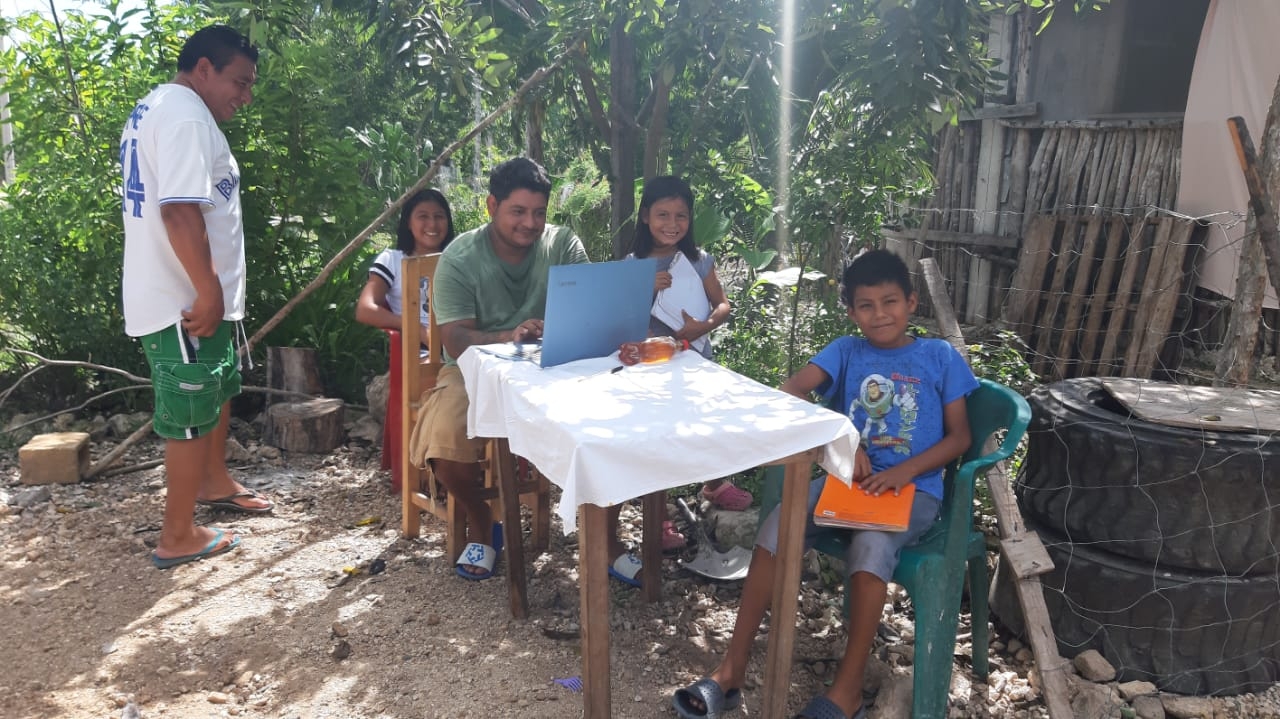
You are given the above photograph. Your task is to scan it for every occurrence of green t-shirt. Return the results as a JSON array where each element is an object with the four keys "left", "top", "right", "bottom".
[{"left": 432, "top": 222, "right": 590, "bottom": 363}]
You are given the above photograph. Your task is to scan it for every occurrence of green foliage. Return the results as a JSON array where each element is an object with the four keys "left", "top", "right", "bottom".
[
  {"left": 968, "top": 330, "right": 1039, "bottom": 395},
  {"left": 978, "top": 0, "right": 1113, "bottom": 33},
  {"left": 717, "top": 267, "right": 847, "bottom": 388},
  {"left": 552, "top": 151, "right": 613, "bottom": 260},
  {"left": 0, "top": 5, "right": 205, "bottom": 400},
  {"left": 0, "top": 2, "right": 500, "bottom": 405}
]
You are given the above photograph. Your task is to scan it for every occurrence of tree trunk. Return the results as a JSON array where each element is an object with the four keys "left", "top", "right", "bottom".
[
  {"left": 525, "top": 97, "right": 545, "bottom": 165},
  {"left": 1215, "top": 223, "right": 1268, "bottom": 387},
  {"left": 642, "top": 64, "right": 673, "bottom": 181},
  {"left": 265, "top": 347, "right": 323, "bottom": 406},
  {"left": 266, "top": 398, "right": 345, "bottom": 453},
  {"left": 609, "top": 20, "right": 637, "bottom": 260},
  {"left": 1216, "top": 71, "right": 1280, "bottom": 386}
]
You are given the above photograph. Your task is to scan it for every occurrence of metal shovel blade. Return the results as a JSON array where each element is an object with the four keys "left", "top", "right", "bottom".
[
  {"left": 682, "top": 543, "right": 753, "bottom": 581},
  {"left": 675, "top": 498, "right": 753, "bottom": 581}
]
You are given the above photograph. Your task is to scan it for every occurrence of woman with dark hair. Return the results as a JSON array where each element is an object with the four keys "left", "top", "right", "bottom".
[{"left": 355, "top": 188, "right": 456, "bottom": 345}]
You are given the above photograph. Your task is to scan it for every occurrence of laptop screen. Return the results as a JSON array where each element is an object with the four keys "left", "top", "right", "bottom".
[{"left": 539, "top": 258, "right": 657, "bottom": 367}]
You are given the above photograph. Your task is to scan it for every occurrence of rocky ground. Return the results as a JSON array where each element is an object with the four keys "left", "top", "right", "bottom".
[{"left": 3, "top": 408, "right": 1279, "bottom": 719}]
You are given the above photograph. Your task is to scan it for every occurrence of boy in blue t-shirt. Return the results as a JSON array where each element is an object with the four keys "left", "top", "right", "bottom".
[{"left": 673, "top": 249, "right": 978, "bottom": 719}]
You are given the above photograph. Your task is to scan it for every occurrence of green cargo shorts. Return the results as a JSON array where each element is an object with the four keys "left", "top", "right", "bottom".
[{"left": 139, "top": 321, "right": 242, "bottom": 439}]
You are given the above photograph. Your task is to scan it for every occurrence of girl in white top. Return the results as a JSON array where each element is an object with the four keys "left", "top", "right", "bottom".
[{"left": 355, "top": 188, "right": 455, "bottom": 346}]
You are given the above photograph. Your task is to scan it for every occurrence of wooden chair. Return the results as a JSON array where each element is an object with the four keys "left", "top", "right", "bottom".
[
  {"left": 380, "top": 328, "right": 404, "bottom": 492},
  {"left": 397, "top": 253, "right": 552, "bottom": 616}
]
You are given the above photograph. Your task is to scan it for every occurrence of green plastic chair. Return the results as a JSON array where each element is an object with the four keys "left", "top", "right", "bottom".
[{"left": 758, "top": 378, "right": 1031, "bottom": 719}]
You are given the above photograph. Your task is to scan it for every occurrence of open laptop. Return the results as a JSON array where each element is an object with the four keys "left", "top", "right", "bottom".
[{"left": 531, "top": 257, "right": 657, "bottom": 368}]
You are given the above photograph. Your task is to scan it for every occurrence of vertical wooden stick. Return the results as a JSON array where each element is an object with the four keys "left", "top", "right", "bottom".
[
  {"left": 921, "top": 258, "right": 1074, "bottom": 719},
  {"left": 1226, "top": 117, "right": 1280, "bottom": 303}
]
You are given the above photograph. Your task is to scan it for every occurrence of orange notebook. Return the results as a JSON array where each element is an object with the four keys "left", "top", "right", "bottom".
[{"left": 813, "top": 474, "right": 915, "bottom": 532}]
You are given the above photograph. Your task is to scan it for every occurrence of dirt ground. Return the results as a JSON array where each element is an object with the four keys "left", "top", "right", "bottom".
[{"left": 1, "top": 416, "right": 1276, "bottom": 719}]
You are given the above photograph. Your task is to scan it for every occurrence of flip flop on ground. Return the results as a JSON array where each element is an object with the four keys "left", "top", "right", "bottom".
[
  {"left": 793, "top": 695, "right": 864, "bottom": 719},
  {"left": 456, "top": 523, "right": 503, "bottom": 581},
  {"left": 608, "top": 553, "right": 643, "bottom": 588},
  {"left": 672, "top": 677, "right": 743, "bottom": 718},
  {"left": 196, "top": 489, "right": 274, "bottom": 514},
  {"left": 151, "top": 528, "right": 240, "bottom": 570}
]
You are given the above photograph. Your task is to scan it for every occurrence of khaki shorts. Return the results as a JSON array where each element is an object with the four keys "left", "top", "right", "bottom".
[
  {"left": 140, "top": 321, "right": 241, "bottom": 440},
  {"left": 408, "top": 365, "right": 487, "bottom": 467}
]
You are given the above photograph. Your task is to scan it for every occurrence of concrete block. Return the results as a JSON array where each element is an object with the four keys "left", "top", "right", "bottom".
[{"left": 19, "top": 432, "right": 90, "bottom": 485}]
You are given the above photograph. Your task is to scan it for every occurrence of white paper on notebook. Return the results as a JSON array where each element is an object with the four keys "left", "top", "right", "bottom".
[{"left": 652, "top": 253, "right": 712, "bottom": 354}]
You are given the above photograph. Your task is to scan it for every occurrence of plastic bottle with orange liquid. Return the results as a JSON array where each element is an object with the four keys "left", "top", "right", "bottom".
[{"left": 618, "top": 336, "right": 690, "bottom": 365}]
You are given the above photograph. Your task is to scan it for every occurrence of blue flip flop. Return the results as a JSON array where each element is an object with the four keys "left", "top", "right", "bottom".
[
  {"left": 794, "top": 695, "right": 863, "bottom": 719},
  {"left": 608, "top": 553, "right": 643, "bottom": 588},
  {"left": 672, "top": 677, "right": 743, "bottom": 718},
  {"left": 455, "top": 522, "right": 504, "bottom": 581},
  {"left": 152, "top": 529, "right": 240, "bottom": 570}
]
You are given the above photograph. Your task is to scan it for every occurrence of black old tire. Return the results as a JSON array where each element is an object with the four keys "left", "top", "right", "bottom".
[
  {"left": 1016, "top": 377, "right": 1280, "bottom": 576},
  {"left": 991, "top": 520, "right": 1280, "bottom": 696}
]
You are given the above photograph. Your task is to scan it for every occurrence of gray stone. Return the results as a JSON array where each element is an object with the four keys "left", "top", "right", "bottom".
[
  {"left": 1162, "top": 694, "right": 1214, "bottom": 719},
  {"left": 88, "top": 415, "right": 110, "bottom": 441},
  {"left": 706, "top": 507, "right": 757, "bottom": 550},
  {"left": 5, "top": 412, "right": 38, "bottom": 432},
  {"left": 225, "top": 437, "right": 254, "bottom": 463},
  {"left": 862, "top": 655, "right": 892, "bottom": 694},
  {"left": 1068, "top": 674, "right": 1123, "bottom": 718},
  {"left": 869, "top": 669, "right": 913, "bottom": 719},
  {"left": 948, "top": 670, "right": 971, "bottom": 707},
  {"left": 1073, "top": 648, "right": 1117, "bottom": 682},
  {"left": 1134, "top": 695, "right": 1167, "bottom": 719},
  {"left": 3, "top": 413, "right": 39, "bottom": 448},
  {"left": 106, "top": 412, "right": 149, "bottom": 438},
  {"left": 348, "top": 414, "right": 383, "bottom": 444},
  {"left": 1118, "top": 680, "right": 1159, "bottom": 700},
  {"left": 11, "top": 486, "right": 53, "bottom": 509},
  {"left": 366, "top": 372, "right": 390, "bottom": 425}
]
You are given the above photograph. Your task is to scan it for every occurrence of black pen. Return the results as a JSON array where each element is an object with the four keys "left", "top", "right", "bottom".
[{"left": 581, "top": 365, "right": 625, "bottom": 381}]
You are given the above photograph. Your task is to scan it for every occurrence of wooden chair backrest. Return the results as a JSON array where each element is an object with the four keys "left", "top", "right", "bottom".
[{"left": 399, "top": 253, "right": 444, "bottom": 410}]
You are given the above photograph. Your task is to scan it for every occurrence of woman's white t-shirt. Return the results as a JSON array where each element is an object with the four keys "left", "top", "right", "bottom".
[{"left": 369, "top": 247, "right": 429, "bottom": 326}]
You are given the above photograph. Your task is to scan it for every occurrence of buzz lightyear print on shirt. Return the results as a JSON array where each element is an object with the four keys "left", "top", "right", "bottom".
[{"left": 856, "top": 373, "right": 919, "bottom": 457}]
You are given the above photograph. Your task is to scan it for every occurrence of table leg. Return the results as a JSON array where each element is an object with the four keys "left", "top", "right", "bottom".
[
  {"left": 762, "top": 460, "right": 810, "bottom": 717},
  {"left": 494, "top": 439, "right": 529, "bottom": 619},
  {"left": 641, "top": 491, "right": 664, "bottom": 602},
  {"left": 579, "top": 503, "right": 612, "bottom": 718}
]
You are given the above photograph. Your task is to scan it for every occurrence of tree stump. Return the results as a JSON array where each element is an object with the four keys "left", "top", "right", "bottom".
[
  {"left": 265, "top": 398, "right": 345, "bottom": 453},
  {"left": 265, "top": 347, "right": 323, "bottom": 406}
]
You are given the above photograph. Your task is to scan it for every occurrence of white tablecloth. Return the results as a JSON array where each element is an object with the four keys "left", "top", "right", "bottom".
[{"left": 458, "top": 345, "right": 860, "bottom": 533}]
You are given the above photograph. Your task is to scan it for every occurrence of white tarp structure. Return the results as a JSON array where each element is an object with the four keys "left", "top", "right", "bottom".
[{"left": 1177, "top": 0, "right": 1280, "bottom": 308}]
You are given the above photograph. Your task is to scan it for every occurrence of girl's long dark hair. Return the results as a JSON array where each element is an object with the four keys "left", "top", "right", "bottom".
[
  {"left": 395, "top": 188, "right": 456, "bottom": 254},
  {"left": 633, "top": 175, "right": 698, "bottom": 263}
]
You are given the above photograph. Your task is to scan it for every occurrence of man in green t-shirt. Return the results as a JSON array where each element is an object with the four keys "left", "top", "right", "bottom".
[{"left": 417, "top": 157, "right": 589, "bottom": 580}]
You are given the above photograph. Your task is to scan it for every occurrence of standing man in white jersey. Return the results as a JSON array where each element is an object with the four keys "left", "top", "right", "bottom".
[{"left": 120, "top": 25, "right": 271, "bottom": 570}]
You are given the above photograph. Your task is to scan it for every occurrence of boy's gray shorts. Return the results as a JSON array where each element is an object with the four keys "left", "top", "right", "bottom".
[{"left": 755, "top": 475, "right": 942, "bottom": 582}]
